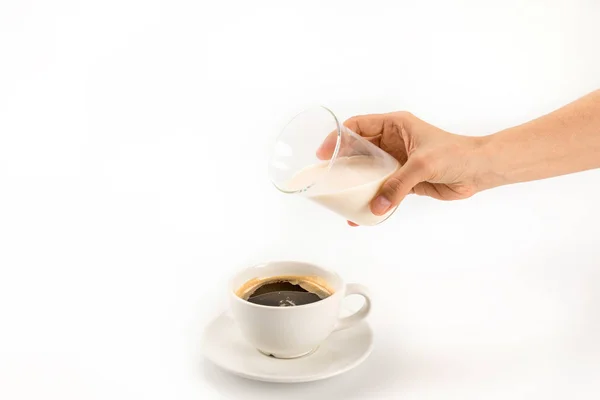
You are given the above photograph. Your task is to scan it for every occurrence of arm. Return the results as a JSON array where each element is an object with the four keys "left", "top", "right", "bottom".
[
  {"left": 479, "top": 90, "right": 600, "bottom": 190},
  {"left": 336, "top": 90, "right": 600, "bottom": 223}
]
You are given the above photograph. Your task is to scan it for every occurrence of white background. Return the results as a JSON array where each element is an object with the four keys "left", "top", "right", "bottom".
[{"left": 1, "top": 0, "right": 600, "bottom": 399}]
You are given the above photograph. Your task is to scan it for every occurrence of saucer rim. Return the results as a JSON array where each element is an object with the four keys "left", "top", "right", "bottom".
[{"left": 202, "top": 312, "right": 374, "bottom": 383}]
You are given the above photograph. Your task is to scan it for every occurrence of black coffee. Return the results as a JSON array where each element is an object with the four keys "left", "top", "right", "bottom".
[{"left": 246, "top": 280, "right": 330, "bottom": 307}]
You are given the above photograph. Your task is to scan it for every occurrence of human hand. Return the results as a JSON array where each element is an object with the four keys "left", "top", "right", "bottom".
[{"left": 317, "top": 112, "right": 487, "bottom": 225}]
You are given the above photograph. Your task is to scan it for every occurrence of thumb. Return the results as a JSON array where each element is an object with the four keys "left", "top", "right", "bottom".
[{"left": 371, "top": 158, "right": 427, "bottom": 215}]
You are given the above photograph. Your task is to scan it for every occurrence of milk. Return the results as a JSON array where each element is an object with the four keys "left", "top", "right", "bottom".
[{"left": 286, "top": 156, "right": 399, "bottom": 226}]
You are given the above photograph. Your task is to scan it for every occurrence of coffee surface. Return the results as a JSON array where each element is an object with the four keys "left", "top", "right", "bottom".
[{"left": 237, "top": 276, "right": 333, "bottom": 307}]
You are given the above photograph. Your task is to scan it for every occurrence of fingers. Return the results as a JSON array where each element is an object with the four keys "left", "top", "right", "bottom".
[
  {"left": 317, "top": 113, "right": 394, "bottom": 160},
  {"left": 371, "top": 157, "right": 429, "bottom": 215},
  {"left": 343, "top": 114, "right": 386, "bottom": 138},
  {"left": 316, "top": 130, "right": 338, "bottom": 160}
]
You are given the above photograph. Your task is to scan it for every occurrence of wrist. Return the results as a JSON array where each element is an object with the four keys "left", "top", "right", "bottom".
[{"left": 472, "top": 133, "right": 508, "bottom": 192}]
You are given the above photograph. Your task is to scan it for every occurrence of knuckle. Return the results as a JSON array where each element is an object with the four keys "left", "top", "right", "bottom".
[
  {"left": 345, "top": 114, "right": 369, "bottom": 124},
  {"left": 344, "top": 115, "right": 359, "bottom": 125},
  {"left": 343, "top": 115, "right": 359, "bottom": 127},
  {"left": 343, "top": 115, "right": 364, "bottom": 134},
  {"left": 385, "top": 175, "right": 405, "bottom": 195},
  {"left": 391, "top": 111, "right": 415, "bottom": 124},
  {"left": 393, "top": 111, "right": 414, "bottom": 119},
  {"left": 390, "top": 111, "right": 416, "bottom": 135},
  {"left": 411, "top": 153, "right": 432, "bottom": 173}
]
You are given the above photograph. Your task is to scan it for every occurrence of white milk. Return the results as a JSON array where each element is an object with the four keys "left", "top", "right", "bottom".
[{"left": 286, "top": 156, "right": 399, "bottom": 226}]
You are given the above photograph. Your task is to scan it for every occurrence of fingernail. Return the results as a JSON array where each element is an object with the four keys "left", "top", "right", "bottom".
[{"left": 372, "top": 196, "right": 392, "bottom": 215}]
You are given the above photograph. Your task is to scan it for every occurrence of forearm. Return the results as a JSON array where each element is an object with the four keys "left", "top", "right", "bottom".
[{"left": 478, "top": 90, "right": 600, "bottom": 190}]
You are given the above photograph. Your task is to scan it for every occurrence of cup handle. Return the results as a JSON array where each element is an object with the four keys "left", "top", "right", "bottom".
[{"left": 334, "top": 283, "right": 372, "bottom": 331}]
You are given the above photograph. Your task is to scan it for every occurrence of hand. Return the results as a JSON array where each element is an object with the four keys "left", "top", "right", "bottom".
[{"left": 320, "top": 112, "right": 487, "bottom": 225}]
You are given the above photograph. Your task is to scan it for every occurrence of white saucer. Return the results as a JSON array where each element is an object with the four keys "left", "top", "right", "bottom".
[{"left": 202, "top": 310, "right": 374, "bottom": 383}]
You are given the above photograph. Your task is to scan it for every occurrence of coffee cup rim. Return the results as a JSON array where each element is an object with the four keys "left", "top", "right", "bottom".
[{"left": 229, "top": 260, "right": 344, "bottom": 310}]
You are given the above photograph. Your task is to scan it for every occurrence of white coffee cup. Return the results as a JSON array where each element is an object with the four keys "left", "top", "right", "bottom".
[{"left": 229, "top": 261, "right": 371, "bottom": 359}]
